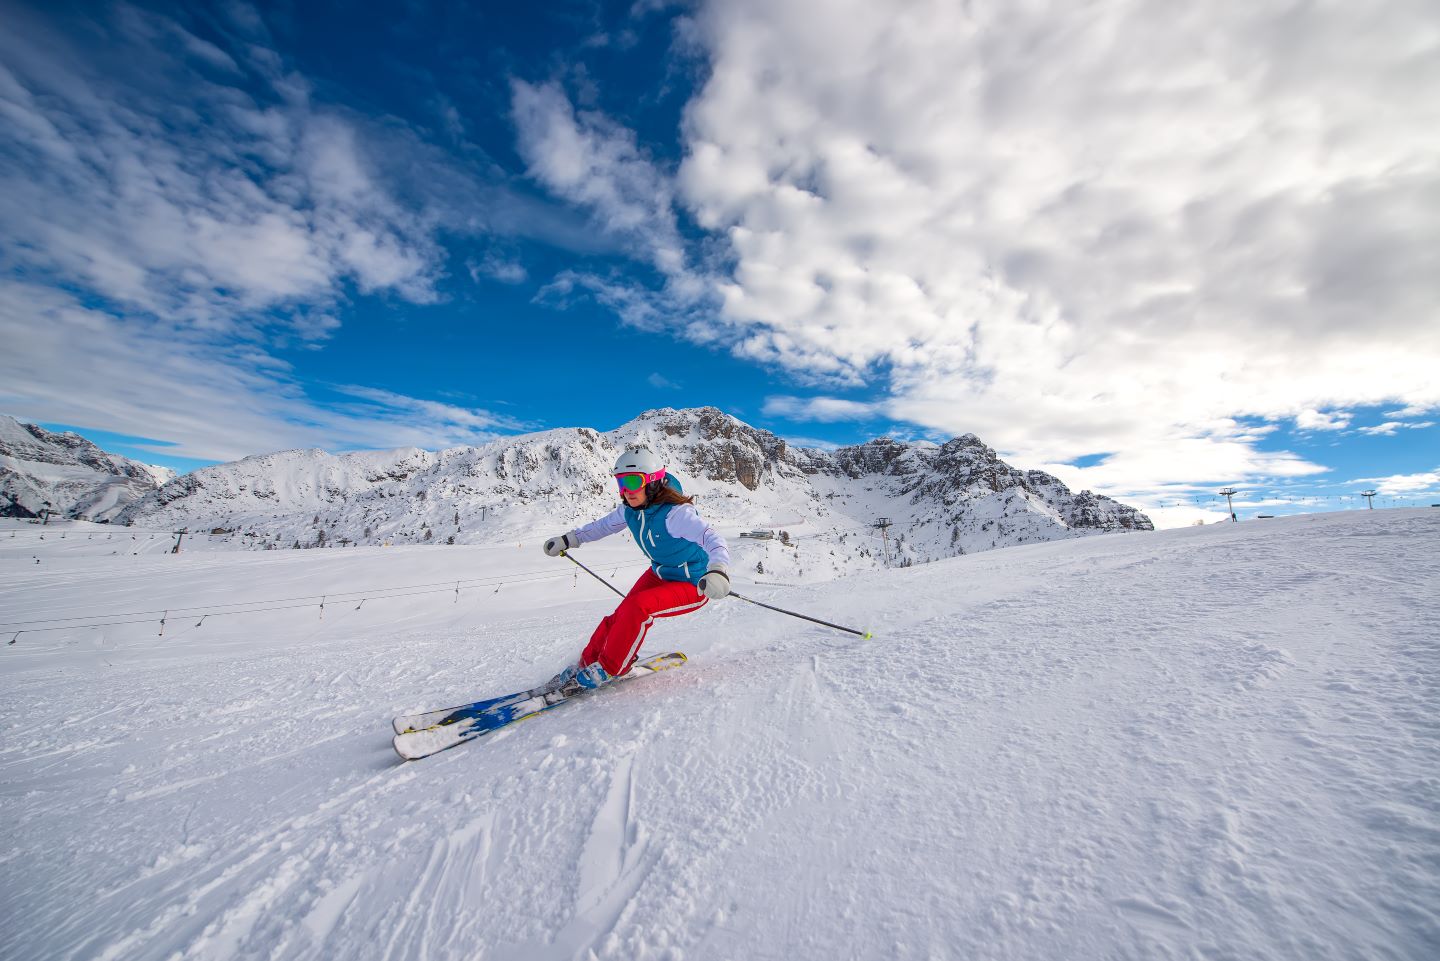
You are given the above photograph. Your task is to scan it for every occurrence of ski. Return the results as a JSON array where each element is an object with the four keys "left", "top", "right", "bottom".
[
  {"left": 392, "top": 689, "right": 530, "bottom": 736},
  {"left": 391, "top": 651, "right": 687, "bottom": 761}
]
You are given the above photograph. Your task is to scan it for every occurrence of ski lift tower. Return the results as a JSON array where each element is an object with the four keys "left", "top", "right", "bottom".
[
  {"left": 874, "top": 517, "right": 893, "bottom": 567},
  {"left": 1360, "top": 490, "right": 1377, "bottom": 510},
  {"left": 1218, "top": 488, "right": 1239, "bottom": 522}
]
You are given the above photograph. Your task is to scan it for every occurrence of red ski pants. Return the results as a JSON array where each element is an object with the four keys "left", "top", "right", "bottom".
[{"left": 581, "top": 568, "right": 707, "bottom": 677}]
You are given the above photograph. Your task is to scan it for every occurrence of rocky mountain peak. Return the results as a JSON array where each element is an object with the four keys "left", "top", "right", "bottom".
[
  {"left": 616, "top": 407, "right": 795, "bottom": 491},
  {"left": 945, "top": 433, "right": 988, "bottom": 451}
]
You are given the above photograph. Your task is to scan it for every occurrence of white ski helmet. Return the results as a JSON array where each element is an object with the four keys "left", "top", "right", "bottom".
[{"left": 613, "top": 448, "right": 664, "bottom": 476}]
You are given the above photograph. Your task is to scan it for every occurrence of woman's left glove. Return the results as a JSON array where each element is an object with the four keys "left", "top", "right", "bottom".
[{"left": 698, "top": 565, "right": 731, "bottom": 600}]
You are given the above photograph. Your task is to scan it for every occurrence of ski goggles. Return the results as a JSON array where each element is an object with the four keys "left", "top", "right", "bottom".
[{"left": 615, "top": 469, "right": 665, "bottom": 492}]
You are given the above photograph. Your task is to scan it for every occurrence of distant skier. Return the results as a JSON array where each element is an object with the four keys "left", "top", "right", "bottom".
[{"left": 543, "top": 448, "right": 731, "bottom": 689}]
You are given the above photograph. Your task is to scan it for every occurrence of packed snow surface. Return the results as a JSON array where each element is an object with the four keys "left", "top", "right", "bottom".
[{"left": 2, "top": 509, "right": 1437, "bottom": 960}]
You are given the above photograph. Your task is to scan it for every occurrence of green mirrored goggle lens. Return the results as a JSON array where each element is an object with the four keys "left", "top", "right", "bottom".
[{"left": 616, "top": 472, "right": 646, "bottom": 491}]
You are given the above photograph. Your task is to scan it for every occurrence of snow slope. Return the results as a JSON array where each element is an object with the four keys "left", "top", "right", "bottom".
[{"left": 1, "top": 509, "right": 1436, "bottom": 960}]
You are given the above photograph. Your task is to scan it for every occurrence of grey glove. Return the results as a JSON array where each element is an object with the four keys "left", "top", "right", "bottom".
[
  {"left": 543, "top": 532, "right": 579, "bottom": 557},
  {"left": 698, "top": 565, "right": 731, "bottom": 600}
]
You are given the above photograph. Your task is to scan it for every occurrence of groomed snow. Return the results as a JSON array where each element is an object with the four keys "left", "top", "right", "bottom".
[{"left": 1, "top": 509, "right": 1437, "bottom": 960}]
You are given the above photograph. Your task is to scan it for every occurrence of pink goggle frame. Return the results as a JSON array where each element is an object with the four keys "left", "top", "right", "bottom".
[{"left": 615, "top": 469, "right": 666, "bottom": 491}]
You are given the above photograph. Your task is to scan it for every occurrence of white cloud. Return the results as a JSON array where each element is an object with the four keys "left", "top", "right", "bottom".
[
  {"left": 778, "top": 434, "right": 842, "bottom": 451},
  {"left": 1296, "top": 409, "right": 1352, "bottom": 432},
  {"left": 648, "top": 373, "right": 681, "bottom": 390},
  {"left": 468, "top": 253, "right": 529, "bottom": 286},
  {"left": 763, "top": 395, "right": 879, "bottom": 422},
  {"left": 323, "top": 386, "right": 530, "bottom": 443},
  {"left": 1349, "top": 470, "right": 1440, "bottom": 495},
  {"left": 0, "top": 281, "right": 522, "bottom": 462},
  {"left": 0, "top": 4, "right": 448, "bottom": 334},
  {"left": 0, "top": 4, "right": 593, "bottom": 459},
  {"left": 1355, "top": 421, "right": 1434, "bottom": 436},
  {"left": 660, "top": 0, "right": 1440, "bottom": 491},
  {"left": 511, "top": 79, "right": 690, "bottom": 282},
  {"left": 1035, "top": 422, "right": 1329, "bottom": 505},
  {"left": 508, "top": 79, "right": 729, "bottom": 339},
  {"left": 630, "top": 0, "right": 685, "bottom": 16}
]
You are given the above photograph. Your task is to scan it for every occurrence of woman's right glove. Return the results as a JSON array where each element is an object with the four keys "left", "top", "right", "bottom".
[
  {"left": 543, "top": 532, "right": 579, "bottom": 557},
  {"left": 698, "top": 565, "right": 731, "bottom": 599}
]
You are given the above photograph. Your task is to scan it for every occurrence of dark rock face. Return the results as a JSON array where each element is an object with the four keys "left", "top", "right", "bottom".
[
  {"left": 633, "top": 407, "right": 797, "bottom": 491},
  {"left": 829, "top": 439, "right": 920, "bottom": 479},
  {"left": 1065, "top": 490, "right": 1150, "bottom": 530}
]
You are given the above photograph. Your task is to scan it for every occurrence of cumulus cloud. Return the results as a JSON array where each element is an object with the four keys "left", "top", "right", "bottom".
[
  {"left": 663, "top": 0, "right": 1440, "bottom": 491},
  {"left": 1296, "top": 409, "right": 1352, "bottom": 432}
]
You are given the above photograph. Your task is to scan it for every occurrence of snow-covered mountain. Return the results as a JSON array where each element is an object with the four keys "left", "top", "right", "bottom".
[
  {"left": 0, "top": 415, "right": 175, "bottom": 521},
  {"left": 116, "top": 407, "right": 1150, "bottom": 573}
]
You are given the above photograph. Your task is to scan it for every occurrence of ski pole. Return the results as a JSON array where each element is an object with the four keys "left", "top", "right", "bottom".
[
  {"left": 560, "top": 551, "right": 626, "bottom": 598},
  {"left": 563, "top": 552, "right": 872, "bottom": 639},
  {"left": 730, "top": 591, "right": 872, "bottom": 638}
]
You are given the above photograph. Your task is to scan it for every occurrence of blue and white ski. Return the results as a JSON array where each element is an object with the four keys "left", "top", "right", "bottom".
[{"left": 391, "top": 652, "right": 687, "bottom": 760}]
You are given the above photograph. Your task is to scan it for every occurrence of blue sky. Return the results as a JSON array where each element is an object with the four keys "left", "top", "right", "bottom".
[{"left": 3, "top": 0, "right": 1437, "bottom": 526}]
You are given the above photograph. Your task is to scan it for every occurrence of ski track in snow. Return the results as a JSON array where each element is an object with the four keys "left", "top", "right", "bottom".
[{"left": 1, "top": 510, "right": 1438, "bottom": 959}]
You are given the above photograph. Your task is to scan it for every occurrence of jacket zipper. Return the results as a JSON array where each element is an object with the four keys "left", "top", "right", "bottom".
[
  {"left": 636, "top": 509, "right": 654, "bottom": 563},
  {"left": 637, "top": 505, "right": 687, "bottom": 577}
]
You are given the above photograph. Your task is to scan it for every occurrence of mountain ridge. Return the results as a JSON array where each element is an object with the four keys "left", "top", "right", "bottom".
[
  {"left": 102, "top": 406, "right": 1152, "bottom": 575},
  {"left": 3, "top": 407, "right": 1153, "bottom": 574}
]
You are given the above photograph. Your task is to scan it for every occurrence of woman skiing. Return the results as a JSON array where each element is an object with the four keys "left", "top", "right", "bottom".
[{"left": 543, "top": 448, "right": 731, "bottom": 689}]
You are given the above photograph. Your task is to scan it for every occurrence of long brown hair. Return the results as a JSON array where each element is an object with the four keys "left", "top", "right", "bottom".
[{"left": 646, "top": 483, "right": 694, "bottom": 507}]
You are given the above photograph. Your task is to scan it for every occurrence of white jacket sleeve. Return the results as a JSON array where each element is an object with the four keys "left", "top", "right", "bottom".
[
  {"left": 664, "top": 505, "right": 732, "bottom": 569},
  {"left": 571, "top": 506, "right": 627, "bottom": 545}
]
